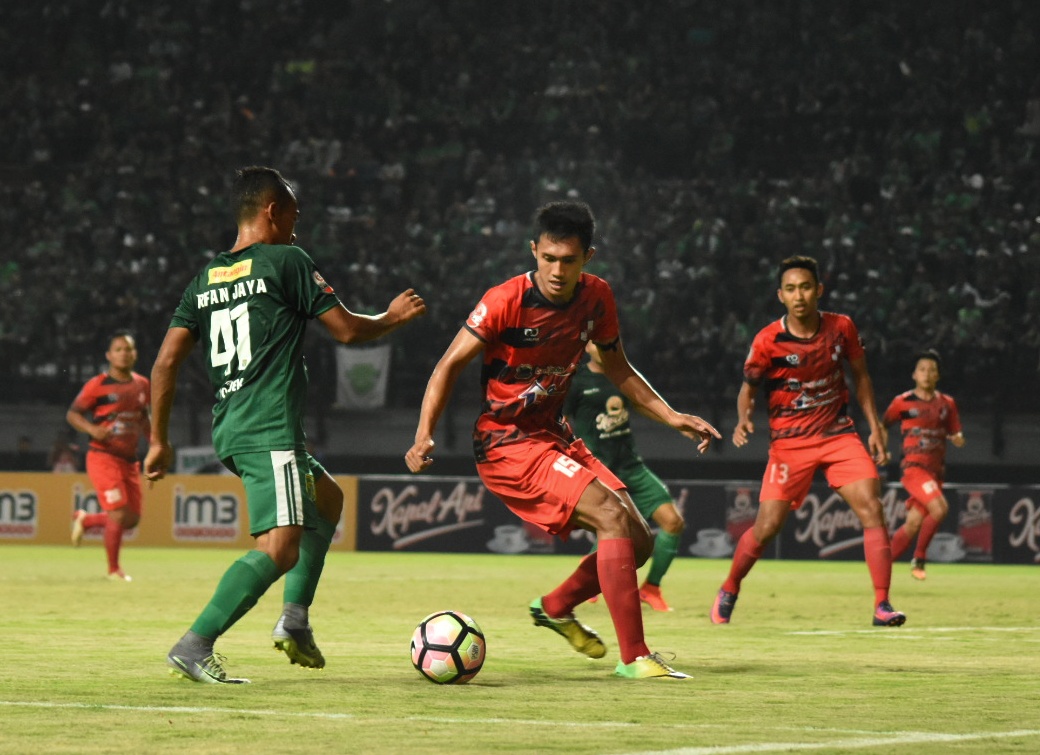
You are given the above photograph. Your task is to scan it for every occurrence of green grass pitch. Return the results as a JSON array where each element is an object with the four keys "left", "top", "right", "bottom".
[{"left": 2, "top": 544, "right": 1039, "bottom": 754}]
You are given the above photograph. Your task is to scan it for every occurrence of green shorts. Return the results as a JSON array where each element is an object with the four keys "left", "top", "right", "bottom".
[
  {"left": 223, "top": 450, "right": 325, "bottom": 536},
  {"left": 616, "top": 463, "right": 673, "bottom": 521}
]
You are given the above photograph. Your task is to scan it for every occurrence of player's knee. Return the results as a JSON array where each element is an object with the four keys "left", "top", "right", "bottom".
[
  {"left": 268, "top": 547, "right": 300, "bottom": 574},
  {"left": 657, "top": 509, "right": 684, "bottom": 536},
  {"left": 596, "top": 495, "right": 629, "bottom": 535},
  {"left": 316, "top": 476, "right": 344, "bottom": 523}
]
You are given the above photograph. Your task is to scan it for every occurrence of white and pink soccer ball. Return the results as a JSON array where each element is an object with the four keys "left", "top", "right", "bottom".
[{"left": 410, "top": 610, "right": 486, "bottom": 684}]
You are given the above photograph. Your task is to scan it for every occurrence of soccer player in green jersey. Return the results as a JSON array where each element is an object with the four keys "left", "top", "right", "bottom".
[
  {"left": 563, "top": 341, "right": 685, "bottom": 611},
  {"left": 144, "top": 166, "right": 426, "bottom": 684}
]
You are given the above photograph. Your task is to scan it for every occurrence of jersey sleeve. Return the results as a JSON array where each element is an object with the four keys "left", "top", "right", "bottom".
[
  {"left": 946, "top": 396, "right": 962, "bottom": 435},
  {"left": 882, "top": 396, "right": 901, "bottom": 426},
  {"left": 742, "top": 330, "right": 772, "bottom": 385},
  {"left": 69, "top": 377, "right": 99, "bottom": 413},
  {"left": 839, "top": 314, "right": 866, "bottom": 362},
  {"left": 589, "top": 278, "right": 620, "bottom": 346},
  {"left": 169, "top": 280, "right": 202, "bottom": 338},
  {"left": 280, "top": 246, "right": 342, "bottom": 319},
  {"left": 464, "top": 284, "right": 508, "bottom": 344}
]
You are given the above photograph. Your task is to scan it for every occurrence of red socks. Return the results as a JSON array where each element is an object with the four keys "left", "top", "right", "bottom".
[
  {"left": 541, "top": 538, "right": 648, "bottom": 664},
  {"left": 889, "top": 525, "right": 912, "bottom": 560},
  {"left": 722, "top": 528, "right": 765, "bottom": 594},
  {"left": 914, "top": 515, "right": 941, "bottom": 560},
  {"left": 862, "top": 526, "right": 892, "bottom": 605},
  {"left": 596, "top": 538, "right": 648, "bottom": 663},
  {"left": 103, "top": 518, "right": 124, "bottom": 574},
  {"left": 542, "top": 553, "right": 600, "bottom": 616},
  {"left": 81, "top": 512, "right": 108, "bottom": 530}
]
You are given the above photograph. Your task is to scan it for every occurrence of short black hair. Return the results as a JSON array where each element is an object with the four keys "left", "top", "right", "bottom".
[
  {"left": 108, "top": 329, "right": 135, "bottom": 348},
  {"left": 914, "top": 348, "right": 942, "bottom": 369},
  {"left": 532, "top": 201, "right": 595, "bottom": 252},
  {"left": 777, "top": 255, "right": 819, "bottom": 285},
  {"left": 231, "top": 166, "right": 295, "bottom": 223}
]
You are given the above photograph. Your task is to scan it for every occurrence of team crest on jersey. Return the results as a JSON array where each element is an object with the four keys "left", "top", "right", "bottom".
[
  {"left": 468, "top": 302, "right": 488, "bottom": 328},
  {"left": 312, "top": 271, "right": 334, "bottom": 293},
  {"left": 785, "top": 353, "right": 801, "bottom": 365}
]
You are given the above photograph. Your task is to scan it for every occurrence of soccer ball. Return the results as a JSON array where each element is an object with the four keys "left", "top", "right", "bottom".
[{"left": 410, "top": 610, "right": 486, "bottom": 684}]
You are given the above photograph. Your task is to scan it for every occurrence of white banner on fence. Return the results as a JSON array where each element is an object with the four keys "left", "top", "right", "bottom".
[{"left": 335, "top": 343, "right": 391, "bottom": 410}]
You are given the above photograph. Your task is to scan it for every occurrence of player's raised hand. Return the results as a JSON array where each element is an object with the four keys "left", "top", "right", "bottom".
[
  {"left": 144, "top": 441, "right": 173, "bottom": 481},
  {"left": 388, "top": 288, "right": 427, "bottom": 325},
  {"left": 405, "top": 436, "right": 435, "bottom": 474}
]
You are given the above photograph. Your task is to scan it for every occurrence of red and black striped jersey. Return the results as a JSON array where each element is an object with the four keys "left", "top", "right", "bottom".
[
  {"left": 70, "top": 372, "right": 151, "bottom": 461},
  {"left": 743, "top": 311, "right": 865, "bottom": 445},
  {"left": 464, "top": 272, "right": 619, "bottom": 461},
  {"left": 883, "top": 390, "right": 961, "bottom": 478}
]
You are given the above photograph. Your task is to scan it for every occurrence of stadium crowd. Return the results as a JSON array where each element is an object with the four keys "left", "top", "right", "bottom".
[{"left": 3, "top": 0, "right": 1039, "bottom": 431}]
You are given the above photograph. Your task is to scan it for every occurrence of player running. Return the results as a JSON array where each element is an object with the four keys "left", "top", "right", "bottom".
[
  {"left": 67, "top": 331, "right": 150, "bottom": 581},
  {"left": 883, "top": 349, "right": 965, "bottom": 579},
  {"left": 713, "top": 255, "right": 906, "bottom": 628}
]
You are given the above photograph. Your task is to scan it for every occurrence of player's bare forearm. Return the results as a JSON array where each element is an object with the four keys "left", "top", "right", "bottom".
[
  {"left": 733, "top": 381, "right": 757, "bottom": 447},
  {"left": 405, "top": 328, "right": 481, "bottom": 473},
  {"left": 321, "top": 289, "right": 426, "bottom": 345}
]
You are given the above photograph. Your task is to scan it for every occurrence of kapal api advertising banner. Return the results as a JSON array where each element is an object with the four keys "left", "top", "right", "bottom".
[{"left": 352, "top": 475, "right": 1040, "bottom": 565}]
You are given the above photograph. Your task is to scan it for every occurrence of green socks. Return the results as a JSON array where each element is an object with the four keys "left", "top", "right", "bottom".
[
  {"left": 282, "top": 516, "right": 336, "bottom": 607},
  {"left": 646, "top": 530, "right": 681, "bottom": 587},
  {"left": 190, "top": 549, "right": 282, "bottom": 639}
]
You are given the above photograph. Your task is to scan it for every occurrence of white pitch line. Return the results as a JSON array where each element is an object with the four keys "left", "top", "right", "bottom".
[
  {"left": 788, "top": 626, "right": 1040, "bottom": 636},
  {"left": 0, "top": 701, "right": 720, "bottom": 730},
  {"left": 617, "top": 728, "right": 1040, "bottom": 755}
]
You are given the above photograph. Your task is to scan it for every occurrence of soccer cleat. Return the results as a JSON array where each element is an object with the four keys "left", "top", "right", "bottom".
[
  {"left": 529, "top": 597, "right": 607, "bottom": 659},
  {"left": 107, "top": 570, "right": 132, "bottom": 582},
  {"left": 710, "top": 589, "right": 737, "bottom": 624},
  {"left": 910, "top": 557, "right": 927, "bottom": 581},
  {"left": 167, "top": 652, "right": 250, "bottom": 684},
  {"left": 614, "top": 652, "right": 690, "bottom": 679},
  {"left": 272, "top": 615, "right": 326, "bottom": 669},
  {"left": 639, "top": 582, "right": 673, "bottom": 612},
  {"left": 71, "top": 510, "right": 86, "bottom": 547},
  {"left": 872, "top": 600, "right": 907, "bottom": 627}
]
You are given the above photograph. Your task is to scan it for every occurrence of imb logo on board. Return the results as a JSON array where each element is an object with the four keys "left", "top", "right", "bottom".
[
  {"left": 173, "top": 486, "right": 241, "bottom": 541},
  {"left": 0, "top": 488, "right": 37, "bottom": 537}
]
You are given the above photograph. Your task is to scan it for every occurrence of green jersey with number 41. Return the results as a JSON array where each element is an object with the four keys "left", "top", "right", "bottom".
[{"left": 169, "top": 243, "right": 341, "bottom": 459}]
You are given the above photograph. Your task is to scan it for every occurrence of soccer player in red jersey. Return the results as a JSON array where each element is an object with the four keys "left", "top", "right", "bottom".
[
  {"left": 883, "top": 349, "right": 965, "bottom": 580},
  {"left": 67, "top": 331, "right": 151, "bottom": 581},
  {"left": 405, "top": 201, "right": 721, "bottom": 679},
  {"left": 713, "top": 255, "right": 906, "bottom": 627}
]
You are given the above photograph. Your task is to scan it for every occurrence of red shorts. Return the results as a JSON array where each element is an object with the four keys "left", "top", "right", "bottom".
[
  {"left": 901, "top": 466, "right": 943, "bottom": 513},
  {"left": 760, "top": 433, "right": 878, "bottom": 509},
  {"left": 477, "top": 438, "right": 624, "bottom": 541},
  {"left": 86, "top": 451, "right": 143, "bottom": 515}
]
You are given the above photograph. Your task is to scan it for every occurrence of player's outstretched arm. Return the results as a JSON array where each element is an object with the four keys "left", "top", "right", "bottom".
[
  {"left": 732, "top": 381, "right": 757, "bottom": 448},
  {"left": 144, "top": 327, "right": 196, "bottom": 482},
  {"left": 597, "top": 339, "right": 721, "bottom": 453},
  {"left": 319, "top": 288, "right": 426, "bottom": 345},
  {"left": 405, "top": 328, "right": 484, "bottom": 473}
]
